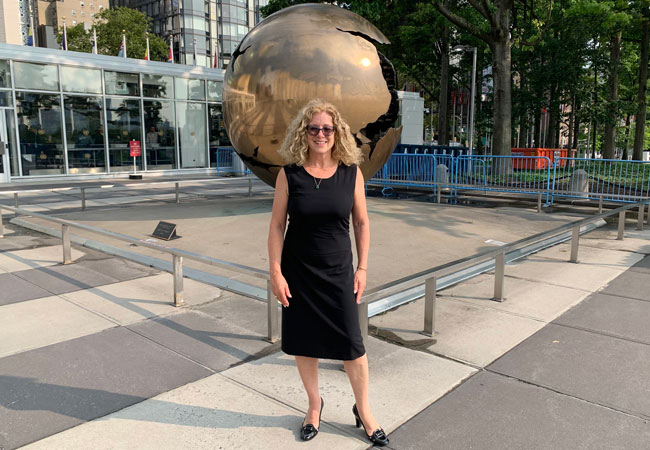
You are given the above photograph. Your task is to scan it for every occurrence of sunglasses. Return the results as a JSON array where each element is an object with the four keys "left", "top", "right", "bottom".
[{"left": 306, "top": 125, "right": 336, "bottom": 136}]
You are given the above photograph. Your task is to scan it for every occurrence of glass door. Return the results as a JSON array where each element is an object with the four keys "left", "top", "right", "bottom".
[{"left": 0, "top": 110, "right": 9, "bottom": 182}]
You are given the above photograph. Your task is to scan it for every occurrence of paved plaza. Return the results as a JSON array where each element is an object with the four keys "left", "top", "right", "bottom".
[{"left": 1, "top": 178, "right": 649, "bottom": 449}]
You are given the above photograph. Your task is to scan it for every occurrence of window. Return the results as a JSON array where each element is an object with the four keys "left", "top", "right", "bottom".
[
  {"left": 13, "top": 62, "right": 59, "bottom": 91},
  {"left": 207, "top": 80, "right": 222, "bottom": 101},
  {"left": 16, "top": 92, "right": 64, "bottom": 176},
  {"left": 81, "top": 11, "right": 85, "bottom": 16},
  {"left": 175, "top": 77, "right": 205, "bottom": 101},
  {"left": 176, "top": 102, "right": 206, "bottom": 168},
  {"left": 72, "top": 20, "right": 77, "bottom": 25},
  {"left": 71, "top": 9, "right": 76, "bottom": 15},
  {"left": 64, "top": 95, "right": 106, "bottom": 173},
  {"left": 142, "top": 74, "right": 173, "bottom": 98},
  {"left": 144, "top": 100, "right": 176, "bottom": 169},
  {"left": 208, "top": 103, "right": 230, "bottom": 168},
  {"left": 61, "top": 66, "right": 102, "bottom": 94},
  {"left": 104, "top": 71, "right": 140, "bottom": 96},
  {"left": 0, "top": 60, "right": 10, "bottom": 88},
  {"left": 90, "top": 3, "right": 94, "bottom": 8},
  {"left": 80, "top": 1, "right": 85, "bottom": 6},
  {"left": 106, "top": 98, "right": 142, "bottom": 171}
]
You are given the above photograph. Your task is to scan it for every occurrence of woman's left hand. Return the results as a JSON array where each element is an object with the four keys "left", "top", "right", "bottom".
[{"left": 354, "top": 268, "right": 366, "bottom": 304}]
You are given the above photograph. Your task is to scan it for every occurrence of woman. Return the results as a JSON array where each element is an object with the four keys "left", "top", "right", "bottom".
[{"left": 267, "top": 99, "right": 388, "bottom": 446}]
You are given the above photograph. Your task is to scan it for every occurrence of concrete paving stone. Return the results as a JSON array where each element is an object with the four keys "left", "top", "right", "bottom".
[
  {"left": 67, "top": 257, "right": 159, "bottom": 282},
  {"left": 601, "top": 270, "right": 650, "bottom": 302},
  {"left": 127, "top": 296, "right": 273, "bottom": 372},
  {"left": 12, "top": 263, "right": 121, "bottom": 295},
  {"left": 21, "top": 374, "right": 364, "bottom": 450},
  {"left": 488, "top": 323, "right": 650, "bottom": 418},
  {"left": 0, "top": 273, "right": 52, "bottom": 306},
  {"left": 370, "top": 296, "right": 545, "bottom": 367},
  {"left": 60, "top": 273, "right": 223, "bottom": 325},
  {"left": 579, "top": 227, "right": 650, "bottom": 254},
  {"left": 503, "top": 254, "right": 626, "bottom": 292},
  {"left": 554, "top": 293, "right": 650, "bottom": 344},
  {"left": 0, "top": 326, "right": 212, "bottom": 450},
  {"left": 223, "top": 337, "right": 476, "bottom": 436},
  {"left": 629, "top": 254, "right": 650, "bottom": 274},
  {"left": 535, "top": 241, "right": 646, "bottom": 269},
  {"left": 387, "top": 371, "right": 650, "bottom": 450},
  {"left": 438, "top": 273, "right": 589, "bottom": 322},
  {"left": 0, "top": 235, "right": 60, "bottom": 252},
  {"left": 0, "top": 245, "right": 85, "bottom": 272},
  {"left": 0, "top": 296, "right": 116, "bottom": 358}
]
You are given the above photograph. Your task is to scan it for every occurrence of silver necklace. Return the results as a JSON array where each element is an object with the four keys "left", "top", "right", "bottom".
[{"left": 313, "top": 177, "right": 323, "bottom": 190}]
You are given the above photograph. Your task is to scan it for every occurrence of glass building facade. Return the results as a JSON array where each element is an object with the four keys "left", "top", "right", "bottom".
[
  {"left": 0, "top": 43, "right": 228, "bottom": 182},
  {"left": 110, "top": 0, "right": 269, "bottom": 68}
]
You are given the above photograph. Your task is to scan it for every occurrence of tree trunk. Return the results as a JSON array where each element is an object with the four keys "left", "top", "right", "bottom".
[
  {"left": 622, "top": 113, "right": 631, "bottom": 160},
  {"left": 518, "top": 113, "right": 529, "bottom": 148},
  {"left": 633, "top": 11, "right": 649, "bottom": 161},
  {"left": 572, "top": 98, "right": 581, "bottom": 150},
  {"left": 547, "top": 91, "right": 558, "bottom": 148},
  {"left": 490, "top": 37, "right": 512, "bottom": 155},
  {"left": 567, "top": 96, "right": 575, "bottom": 150},
  {"left": 438, "top": 37, "right": 450, "bottom": 146},
  {"left": 534, "top": 108, "right": 542, "bottom": 147},
  {"left": 603, "top": 31, "right": 622, "bottom": 159}
]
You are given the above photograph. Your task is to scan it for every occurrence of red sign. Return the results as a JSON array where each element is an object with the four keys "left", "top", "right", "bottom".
[{"left": 129, "top": 140, "right": 141, "bottom": 157}]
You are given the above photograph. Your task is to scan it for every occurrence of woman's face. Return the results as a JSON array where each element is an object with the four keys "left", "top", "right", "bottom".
[{"left": 306, "top": 111, "right": 335, "bottom": 157}]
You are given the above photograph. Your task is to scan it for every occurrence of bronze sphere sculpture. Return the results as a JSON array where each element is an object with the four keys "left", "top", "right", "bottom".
[{"left": 223, "top": 3, "right": 401, "bottom": 187}]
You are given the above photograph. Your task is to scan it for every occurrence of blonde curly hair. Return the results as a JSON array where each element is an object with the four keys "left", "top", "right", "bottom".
[{"left": 278, "top": 99, "right": 363, "bottom": 166}]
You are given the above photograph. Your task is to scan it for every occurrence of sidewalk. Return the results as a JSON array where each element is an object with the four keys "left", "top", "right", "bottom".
[{"left": 0, "top": 190, "right": 649, "bottom": 449}]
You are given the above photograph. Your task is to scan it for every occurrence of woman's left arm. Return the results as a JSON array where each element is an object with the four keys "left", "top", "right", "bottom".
[{"left": 351, "top": 166, "right": 370, "bottom": 304}]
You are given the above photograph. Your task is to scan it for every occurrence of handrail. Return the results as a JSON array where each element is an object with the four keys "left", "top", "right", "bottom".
[{"left": 358, "top": 198, "right": 649, "bottom": 339}]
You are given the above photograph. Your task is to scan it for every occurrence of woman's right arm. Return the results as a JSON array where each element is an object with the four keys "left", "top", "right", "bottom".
[{"left": 268, "top": 168, "right": 292, "bottom": 306}]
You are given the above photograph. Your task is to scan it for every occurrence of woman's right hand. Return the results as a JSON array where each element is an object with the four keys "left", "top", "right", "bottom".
[{"left": 271, "top": 272, "right": 292, "bottom": 307}]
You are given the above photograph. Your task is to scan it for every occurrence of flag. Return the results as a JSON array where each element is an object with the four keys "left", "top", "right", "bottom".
[
  {"left": 61, "top": 22, "right": 68, "bottom": 50},
  {"left": 118, "top": 32, "right": 126, "bottom": 58},
  {"left": 144, "top": 35, "right": 150, "bottom": 61},
  {"left": 168, "top": 36, "right": 173, "bottom": 63},
  {"left": 213, "top": 48, "right": 218, "bottom": 68},
  {"left": 27, "top": 10, "right": 35, "bottom": 46},
  {"left": 92, "top": 28, "right": 98, "bottom": 54}
]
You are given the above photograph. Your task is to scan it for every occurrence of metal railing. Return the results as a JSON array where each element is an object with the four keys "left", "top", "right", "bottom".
[
  {"left": 357, "top": 199, "right": 649, "bottom": 340},
  {"left": 371, "top": 153, "right": 650, "bottom": 205},
  {"left": 0, "top": 204, "right": 280, "bottom": 344},
  {"left": 2, "top": 193, "right": 649, "bottom": 347}
]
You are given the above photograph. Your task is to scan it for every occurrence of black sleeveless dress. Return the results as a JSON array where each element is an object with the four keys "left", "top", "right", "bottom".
[{"left": 281, "top": 163, "right": 366, "bottom": 360}]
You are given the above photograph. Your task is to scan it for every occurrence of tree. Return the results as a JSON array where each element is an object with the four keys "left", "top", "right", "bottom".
[
  {"left": 633, "top": 5, "right": 650, "bottom": 160},
  {"left": 57, "top": 7, "right": 168, "bottom": 61}
]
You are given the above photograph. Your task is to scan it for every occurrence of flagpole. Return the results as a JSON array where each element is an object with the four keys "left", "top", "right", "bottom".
[
  {"left": 121, "top": 30, "right": 127, "bottom": 58},
  {"left": 92, "top": 28, "right": 98, "bottom": 54},
  {"left": 145, "top": 33, "right": 150, "bottom": 61},
  {"left": 193, "top": 37, "right": 197, "bottom": 66},
  {"left": 28, "top": 6, "right": 36, "bottom": 46},
  {"left": 168, "top": 35, "right": 174, "bottom": 63}
]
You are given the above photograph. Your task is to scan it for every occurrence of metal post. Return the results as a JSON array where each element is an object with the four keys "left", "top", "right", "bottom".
[
  {"left": 598, "top": 195, "right": 603, "bottom": 214},
  {"left": 248, "top": 178, "right": 252, "bottom": 197},
  {"left": 358, "top": 300, "right": 369, "bottom": 343},
  {"left": 173, "top": 255, "right": 184, "bottom": 306},
  {"left": 468, "top": 46, "right": 477, "bottom": 155},
  {"left": 62, "top": 224, "right": 72, "bottom": 264},
  {"left": 81, "top": 187, "right": 86, "bottom": 211},
  {"left": 423, "top": 275, "right": 436, "bottom": 337},
  {"left": 537, "top": 191, "right": 542, "bottom": 213},
  {"left": 637, "top": 203, "right": 645, "bottom": 231},
  {"left": 13, "top": 193, "right": 18, "bottom": 208},
  {"left": 617, "top": 210, "right": 625, "bottom": 240},
  {"left": 267, "top": 279, "right": 279, "bottom": 343},
  {"left": 175, "top": 182, "right": 180, "bottom": 203},
  {"left": 647, "top": 201, "right": 650, "bottom": 225},
  {"left": 570, "top": 225, "right": 580, "bottom": 263},
  {"left": 436, "top": 185, "right": 441, "bottom": 204},
  {"left": 493, "top": 251, "right": 505, "bottom": 302},
  {"left": 0, "top": 209, "right": 4, "bottom": 238}
]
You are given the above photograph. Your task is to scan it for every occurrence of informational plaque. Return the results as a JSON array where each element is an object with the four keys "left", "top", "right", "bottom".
[{"left": 151, "top": 221, "right": 179, "bottom": 240}]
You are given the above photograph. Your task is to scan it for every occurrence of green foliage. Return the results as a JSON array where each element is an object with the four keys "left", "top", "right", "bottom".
[{"left": 57, "top": 7, "right": 168, "bottom": 61}]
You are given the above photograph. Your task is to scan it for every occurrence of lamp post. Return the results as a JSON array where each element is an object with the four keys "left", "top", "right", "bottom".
[{"left": 452, "top": 45, "right": 477, "bottom": 155}]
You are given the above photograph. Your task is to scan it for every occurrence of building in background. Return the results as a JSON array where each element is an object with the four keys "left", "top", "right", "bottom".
[
  {"left": 110, "top": 0, "right": 268, "bottom": 68},
  {"left": 0, "top": 0, "right": 31, "bottom": 46},
  {"left": 36, "top": 0, "right": 110, "bottom": 48}
]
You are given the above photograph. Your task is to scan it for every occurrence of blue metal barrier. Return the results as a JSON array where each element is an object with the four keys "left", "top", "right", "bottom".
[
  {"left": 552, "top": 157, "right": 650, "bottom": 203},
  {"left": 455, "top": 155, "right": 552, "bottom": 204},
  {"left": 395, "top": 144, "right": 470, "bottom": 156},
  {"left": 214, "top": 147, "right": 251, "bottom": 176}
]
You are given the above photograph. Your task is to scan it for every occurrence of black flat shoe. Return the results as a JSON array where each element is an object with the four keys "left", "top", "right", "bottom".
[
  {"left": 353, "top": 404, "right": 389, "bottom": 446},
  {"left": 300, "top": 397, "right": 324, "bottom": 441}
]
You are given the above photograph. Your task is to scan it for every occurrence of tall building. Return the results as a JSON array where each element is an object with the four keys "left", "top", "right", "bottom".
[
  {"left": 0, "top": 0, "right": 31, "bottom": 45},
  {"left": 36, "top": 0, "right": 110, "bottom": 48},
  {"left": 110, "top": 0, "right": 268, "bottom": 68}
]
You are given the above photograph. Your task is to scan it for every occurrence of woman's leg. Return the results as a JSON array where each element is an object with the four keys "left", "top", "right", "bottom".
[
  {"left": 343, "top": 353, "right": 380, "bottom": 434},
  {"left": 295, "top": 356, "right": 322, "bottom": 427}
]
